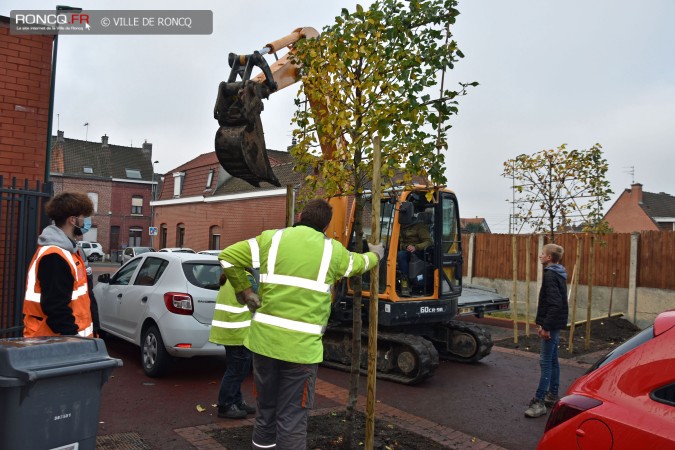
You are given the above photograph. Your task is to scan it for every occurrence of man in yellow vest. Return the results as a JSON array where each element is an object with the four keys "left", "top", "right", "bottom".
[
  {"left": 209, "top": 270, "right": 258, "bottom": 419},
  {"left": 23, "top": 192, "right": 95, "bottom": 337},
  {"left": 219, "top": 199, "right": 384, "bottom": 450}
]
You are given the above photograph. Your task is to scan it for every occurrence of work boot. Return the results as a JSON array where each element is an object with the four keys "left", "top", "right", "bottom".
[
  {"left": 544, "top": 392, "right": 559, "bottom": 408},
  {"left": 237, "top": 401, "right": 256, "bottom": 415},
  {"left": 218, "top": 404, "right": 247, "bottom": 419},
  {"left": 524, "top": 398, "right": 547, "bottom": 418},
  {"left": 400, "top": 277, "right": 411, "bottom": 297}
]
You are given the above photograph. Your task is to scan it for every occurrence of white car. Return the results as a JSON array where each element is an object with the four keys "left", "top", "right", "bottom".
[
  {"left": 78, "top": 241, "right": 104, "bottom": 262},
  {"left": 159, "top": 247, "right": 196, "bottom": 253},
  {"left": 94, "top": 252, "right": 224, "bottom": 377},
  {"left": 198, "top": 250, "right": 221, "bottom": 256}
]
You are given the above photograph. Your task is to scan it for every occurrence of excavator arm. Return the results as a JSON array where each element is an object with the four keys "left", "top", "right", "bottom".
[{"left": 213, "top": 27, "right": 319, "bottom": 187}]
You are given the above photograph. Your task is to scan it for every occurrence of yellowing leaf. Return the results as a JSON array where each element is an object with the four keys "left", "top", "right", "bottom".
[{"left": 196, "top": 404, "right": 206, "bottom": 412}]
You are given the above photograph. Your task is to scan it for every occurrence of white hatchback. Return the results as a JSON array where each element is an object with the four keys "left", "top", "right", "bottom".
[{"left": 94, "top": 252, "right": 224, "bottom": 377}]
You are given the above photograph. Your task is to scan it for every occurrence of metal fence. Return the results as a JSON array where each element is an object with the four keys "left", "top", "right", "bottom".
[{"left": 0, "top": 177, "right": 52, "bottom": 338}]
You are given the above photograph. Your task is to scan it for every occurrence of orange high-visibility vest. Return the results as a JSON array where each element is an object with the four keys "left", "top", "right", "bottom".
[{"left": 23, "top": 245, "right": 93, "bottom": 337}]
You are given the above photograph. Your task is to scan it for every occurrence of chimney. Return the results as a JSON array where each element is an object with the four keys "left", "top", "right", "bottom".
[
  {"left": 631, "top": 183, "right": 643, "bottom": 204},
  {"left": 142, "top": 140, "right": 153, "bottom": 160},
  {"left": 57, "top": 130, "right": 64, "bottom": 142},
  {"left": 102, "top": 134, "right": 109, "bottom": 147}
]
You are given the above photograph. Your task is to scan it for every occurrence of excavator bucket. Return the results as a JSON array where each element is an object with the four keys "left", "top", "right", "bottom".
[
  {"left": 213, "top": 48, "right": 283, "bottom": 188},
  {"left": 214, "top": 80, "right": 280, "bottom": 187}
]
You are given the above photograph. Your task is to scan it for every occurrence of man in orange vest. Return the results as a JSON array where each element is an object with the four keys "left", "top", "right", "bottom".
[{"left": 23, "top": 192, "right": 95, "bottom": 337}]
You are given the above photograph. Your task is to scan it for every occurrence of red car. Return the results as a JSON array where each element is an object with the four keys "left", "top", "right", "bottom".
[{"left": 537, "top": 310, "right": 675, "bottom": 450}]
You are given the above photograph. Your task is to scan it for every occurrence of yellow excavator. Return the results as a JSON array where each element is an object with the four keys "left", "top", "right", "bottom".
[{"left": 213, "top": 28, "right": 509, "bottom": 384}]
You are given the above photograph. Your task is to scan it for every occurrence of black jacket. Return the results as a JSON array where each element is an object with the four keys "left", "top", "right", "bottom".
[{"left": 535, "top": 264, "right": 568, "bottom": 331}]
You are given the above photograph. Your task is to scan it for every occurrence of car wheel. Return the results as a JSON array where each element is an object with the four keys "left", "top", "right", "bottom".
[
  {"left": 88, "top": 253, "right": 101, "bottom": 262},
  {"left": 142, "top": 325, "right": 171, "bottom": 377}
]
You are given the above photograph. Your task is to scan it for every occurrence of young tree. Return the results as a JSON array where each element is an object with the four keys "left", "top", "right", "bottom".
[
  {"left": 289, "top": 0, "right": 474, "bottom": 446},
  {"left": 502, "top": 144, "right": 613, "bottom": 241}
]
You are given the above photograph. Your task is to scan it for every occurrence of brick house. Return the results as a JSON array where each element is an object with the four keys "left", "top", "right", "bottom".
[
  {"left": 604, "top": 183, "right": 675, "bottom": 232},
  {"left": 50, "top": 131, "right": 156, "bottom": 257},
  {"left": 153, "top": 150, "right": 302, "bottom": 251},
  {"left": 460, "top": 217, "right": 491, "bottom": 233},
  {"left": 0, "top": 16, "right": 52, "bottom": 182}
]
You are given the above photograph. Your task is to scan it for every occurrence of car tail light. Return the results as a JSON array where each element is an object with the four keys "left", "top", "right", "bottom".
[
  {"left": 164, "top": 292, "right": 194, "bottom": 315},
  {"left": 545, "top": 394, "right": 603, "bottom": 432}
]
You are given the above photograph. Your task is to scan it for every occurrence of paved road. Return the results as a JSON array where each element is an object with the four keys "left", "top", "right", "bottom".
[{"left": 91, "top": 262, "right": 588, "bottom": 449}]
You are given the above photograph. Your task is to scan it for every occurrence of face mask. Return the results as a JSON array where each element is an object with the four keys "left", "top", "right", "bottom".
[{"left": 74, "top": 217, "right": 92, "bottom": 236}]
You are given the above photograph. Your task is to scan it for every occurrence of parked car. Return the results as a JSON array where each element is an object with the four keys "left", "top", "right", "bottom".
[
  {"left": 198, "top": 250, "right": 221, "bottom": 256},
  {"left": 159, "top": 247, "right": 196, "bottom": 253},
  {"left": 121, "top": 246, "right": 156, "bottom": 265},
  {"left": 537, "top": 310, "right": 675, "bottom": 450},
  {"left": 94, "top": 252, "right": 224, "bottom": 377},
  {"left": 77, "top": 241, "right": 104, "bottom": 262}
]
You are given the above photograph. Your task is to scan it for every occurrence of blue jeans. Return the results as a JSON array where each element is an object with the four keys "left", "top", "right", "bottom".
[
  {"left": 535, "top": 328, "right": 561, "bottom": 400},
  {"left": 397, "top": 250, "right": 411, "bottom": 277},
  {"left": 218, "top": 345, "right": 252, "bottom": 408}
]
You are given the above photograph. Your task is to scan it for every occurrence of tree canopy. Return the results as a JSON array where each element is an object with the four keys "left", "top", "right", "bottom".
[
  {"left": 290, "top": 0, "right": 475, "bottom": 199},
  {"left": 502, "top": 143, "right": 613, "bottom": 240}
]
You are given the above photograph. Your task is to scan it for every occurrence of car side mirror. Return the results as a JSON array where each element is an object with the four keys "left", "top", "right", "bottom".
[{"left": 98, "top": 273, "right": 111, "bottom": 283}]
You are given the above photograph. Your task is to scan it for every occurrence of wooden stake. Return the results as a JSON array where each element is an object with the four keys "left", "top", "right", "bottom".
[
  {"left": 568, "top": 238, "right": 582, "bottom": 353},
  {"left": 525, "top": 235, "right": 531, "bottom": 336},
  {"left": 512, "top": 235, "right": 518, "bottom": 344},
  {"left": 365, "top": 135, "right": 382, "bottom": 450},
  {"left": 585, "top": 235, "right": 595, "bottom": 351}
]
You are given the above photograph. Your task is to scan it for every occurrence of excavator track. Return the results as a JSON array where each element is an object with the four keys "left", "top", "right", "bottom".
[
  {"left": 429, "top": 320, "right": 493, "bottom": 363},
  {"left": 322, "top": 326, "right": 439, "bottom": 385}
]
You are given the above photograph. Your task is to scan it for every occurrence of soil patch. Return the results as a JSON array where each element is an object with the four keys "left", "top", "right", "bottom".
[
  {"left": 208, "top": 410, "right": 451, "bottom": 450},
  {"left": 494, "top": 315, "right": 640, "bottom": 358}
]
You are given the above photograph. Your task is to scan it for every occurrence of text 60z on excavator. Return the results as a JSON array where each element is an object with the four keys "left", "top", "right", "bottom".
[{"left": 213, "top": 27, "right": 510, "bottom": 384}]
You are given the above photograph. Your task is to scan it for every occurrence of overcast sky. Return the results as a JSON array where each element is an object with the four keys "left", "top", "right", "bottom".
[{"left": 4, "top": 0, "right": 674, "bottom": 232}]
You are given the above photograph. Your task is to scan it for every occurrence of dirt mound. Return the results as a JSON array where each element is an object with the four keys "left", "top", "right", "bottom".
[{"left": 494, "top": 315, "right": 640, "bottom": 358}]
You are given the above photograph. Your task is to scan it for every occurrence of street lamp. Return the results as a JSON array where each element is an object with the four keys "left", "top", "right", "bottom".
[{"left": 150, "top": 160, "right": 159, "bottom": 248}]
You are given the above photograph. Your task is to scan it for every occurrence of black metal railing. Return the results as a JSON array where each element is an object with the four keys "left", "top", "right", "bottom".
[{"left": 0, "top": 177, "right": 52, "bottom": 338}]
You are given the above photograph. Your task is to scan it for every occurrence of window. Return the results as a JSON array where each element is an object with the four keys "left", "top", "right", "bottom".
[
  {"left": 183, "top": 262, "right": 222, "bottom": 291},
  {"left": 131, "top": 196, "right": 143, "bottom": 215},
  {"left": 111, "top": 259, "right": 141, "bottom": 286},
  {"left": 88, "top": 192, "right": 98, "bottom": 213},
  {"left": 209, "top": 225, "right": 221, "bottom": 250},
  {"left": 129, "top": 227, "right": 142, "bottom": 247},
  {"left": 125, "top": 168, "right": 142, "bottom": 179},
  {"left": 83, "top": 166, "right": 93, "bottom": 174},
  {"left": 134, "top": 257, "right": 169, "bottom": 286},
  {"left": 160, "top": 224, "right": 167, "bottom": 249},
  {"left": 176, "top": 223, "right": 185, "bottom": 247},
  {"left": 173, "top": 172, "right": 185, "bottom": 198},
  {"left": 206, "top": 169, "right": 214, "bottom": 189}
]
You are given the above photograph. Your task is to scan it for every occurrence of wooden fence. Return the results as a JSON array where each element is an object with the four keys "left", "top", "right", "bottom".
[{"left": 463, "top": 231, "right": 674, "bottom": 291}]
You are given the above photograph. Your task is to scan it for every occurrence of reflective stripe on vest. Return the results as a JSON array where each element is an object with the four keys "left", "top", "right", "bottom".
[
  {"left": 248, "top": 238, "right": 260, "bottom": 269},
  {"left": 78, "top": 323, "right": 94, "bottom": 337},
  {"left": 258, "top": 229, "right": 333, "bottom": 294},
  {"left": 214, "top": 303, "right": 249, "bottom": 314},
  {"left": 212, "top": 319, "right": 251, "bottom": 329},
  {"left": 252, "top": 312, "right": 326, "bottom": 335},
  {"left": 25, "top": 245, "right": 82, "bottom": 303}
]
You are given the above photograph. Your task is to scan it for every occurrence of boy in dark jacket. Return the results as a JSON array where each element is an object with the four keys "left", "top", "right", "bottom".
[{"left": 525, "top": 243, "right": 568, "bottom": 418}]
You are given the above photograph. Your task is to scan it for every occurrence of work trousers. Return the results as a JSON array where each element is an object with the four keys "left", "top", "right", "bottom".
[{"left": 251, "top": 352, "right": 318, "bottom": 450}]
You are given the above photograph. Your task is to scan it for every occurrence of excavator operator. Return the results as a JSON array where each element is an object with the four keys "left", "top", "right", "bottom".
[{"left": 397, "top": 202, "right": 432, "bottom": 296}]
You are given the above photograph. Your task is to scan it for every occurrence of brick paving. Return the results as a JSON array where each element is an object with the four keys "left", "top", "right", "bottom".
[{"left": 173, "top": 377, "right": 507, "bottom": 449}]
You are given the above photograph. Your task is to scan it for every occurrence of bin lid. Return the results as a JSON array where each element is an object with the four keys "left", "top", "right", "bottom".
[{"left": 0, "top": 336, "right": 121, "bottom": 383}]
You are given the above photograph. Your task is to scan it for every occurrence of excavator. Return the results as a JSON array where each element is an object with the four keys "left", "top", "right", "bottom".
[{"left": 213, "top": 27, "right": 509, "bottom": 384}]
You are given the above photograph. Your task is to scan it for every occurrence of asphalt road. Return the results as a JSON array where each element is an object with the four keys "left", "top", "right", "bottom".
[{"left": 90, "top": 262, "right": 588, "bottom": 450}]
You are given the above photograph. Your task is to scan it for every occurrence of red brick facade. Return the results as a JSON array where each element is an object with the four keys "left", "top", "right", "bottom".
[
  {"left": 604, "top": 184, "right": 660, "bottom": 233},
  {"left": 154, "top": 194, "right": 288, "bottom": 251},
  {"left": 0, "top": 18, "right": 52, "bottom": 182}
]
